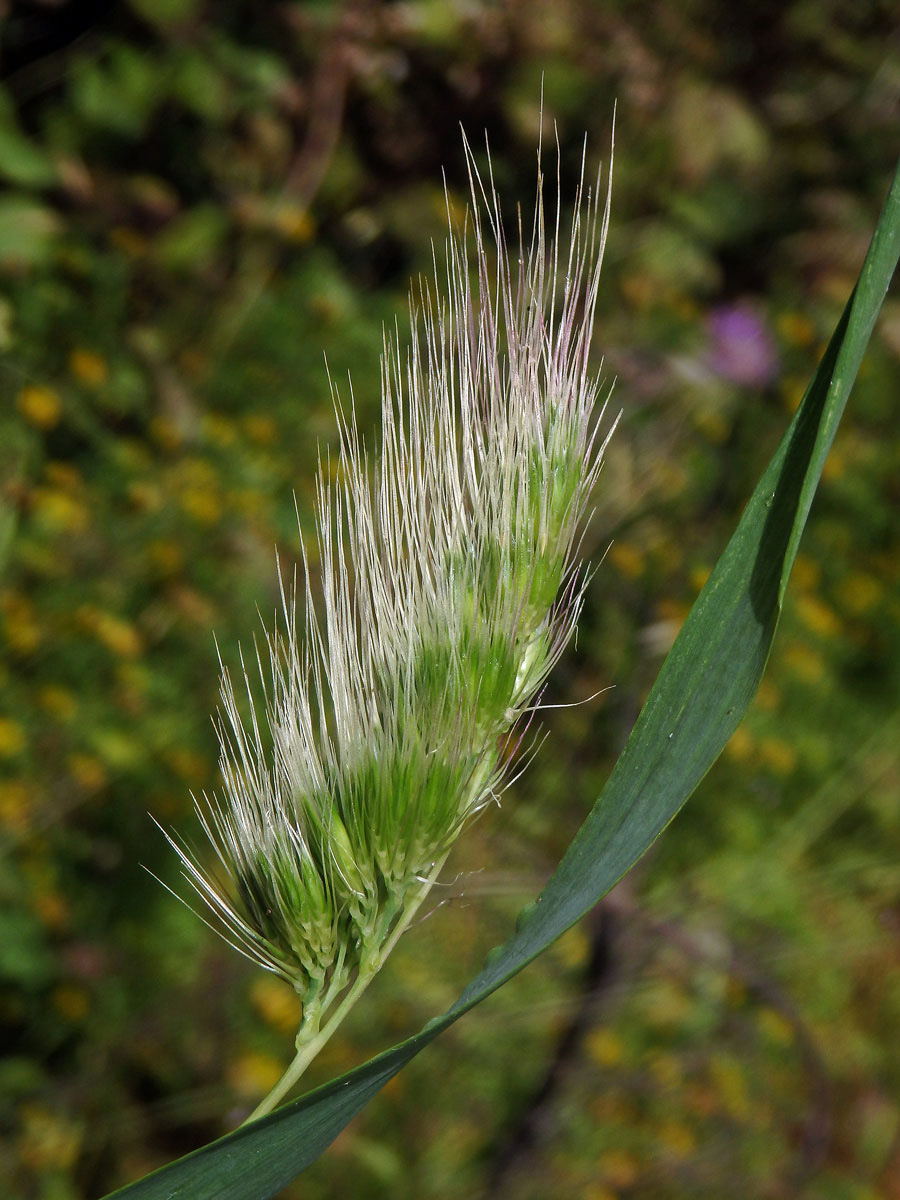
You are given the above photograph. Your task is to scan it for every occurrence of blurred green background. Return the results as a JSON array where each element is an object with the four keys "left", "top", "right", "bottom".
[{"left": 1, "top": 2, "right": 899, "bottom": 1198}]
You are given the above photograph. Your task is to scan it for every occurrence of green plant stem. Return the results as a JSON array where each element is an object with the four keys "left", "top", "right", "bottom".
[
  {"left": 243, "top": 853, "right": 449, "bottom": 1123},
  {"left": 242, "top": 967, "right": 371, "bottom": 1123}
]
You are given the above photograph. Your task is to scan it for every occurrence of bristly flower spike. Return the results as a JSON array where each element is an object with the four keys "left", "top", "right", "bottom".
[{"left": 160, "top": 122, "right": 617, "bottom": 1120}]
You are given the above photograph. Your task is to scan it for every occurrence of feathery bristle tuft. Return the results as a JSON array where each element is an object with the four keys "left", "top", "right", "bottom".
[{"left": 163, "top": 128, "right": 616, "bottom": 1052}]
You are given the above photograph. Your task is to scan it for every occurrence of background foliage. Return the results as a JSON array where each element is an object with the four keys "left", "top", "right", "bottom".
[{"left": 1, "top": 2, "right": 898, "bottom": 1198}]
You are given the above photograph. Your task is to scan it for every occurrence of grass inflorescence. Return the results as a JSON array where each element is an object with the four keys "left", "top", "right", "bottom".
[{"left": 161, "top": 128, "right": 615, "bottom": 1118}]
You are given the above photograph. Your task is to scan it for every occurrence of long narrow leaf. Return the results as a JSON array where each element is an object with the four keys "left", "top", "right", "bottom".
[{"left": 105, "top": 157, "right": 900, "bottom": 1200}]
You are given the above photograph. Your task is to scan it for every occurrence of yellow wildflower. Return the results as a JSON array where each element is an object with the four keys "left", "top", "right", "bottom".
[
  {"left": 17, "top": 385, "right": 62, "bottom": 429},
  {"left": 68, "top": 349, "right": 108, "bottom": 386},
  {"left": 0, "top": 717, "right": 25, "bottom": 756}
]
